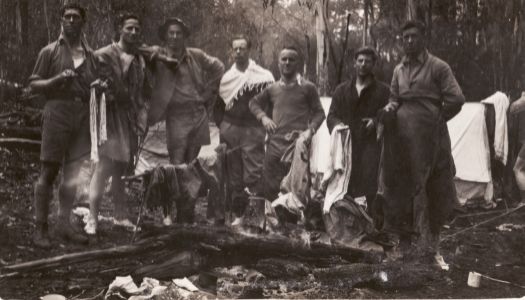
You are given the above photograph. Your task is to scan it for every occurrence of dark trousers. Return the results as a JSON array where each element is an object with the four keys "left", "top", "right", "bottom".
[{"left": 220, "top": 121, "right": 265, "bottom": 217}]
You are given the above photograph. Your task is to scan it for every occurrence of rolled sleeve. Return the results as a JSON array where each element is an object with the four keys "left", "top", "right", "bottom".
[{"left": 29, "top": 47, "right": 51, "bottom": 82}]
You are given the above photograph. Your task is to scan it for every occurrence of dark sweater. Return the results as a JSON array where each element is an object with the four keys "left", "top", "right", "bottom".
[{"left": 249, "top": 79, "right": 325, "bottom": 137}]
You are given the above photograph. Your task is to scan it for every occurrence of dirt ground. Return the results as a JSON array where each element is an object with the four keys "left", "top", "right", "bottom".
[{"left": 1, "top": 98, "right": 525, "bottom": 299}]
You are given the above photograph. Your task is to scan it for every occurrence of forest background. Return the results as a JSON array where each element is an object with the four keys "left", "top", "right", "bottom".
[{"left": 1, "top": 0, "right": 525, "bottom": 103}]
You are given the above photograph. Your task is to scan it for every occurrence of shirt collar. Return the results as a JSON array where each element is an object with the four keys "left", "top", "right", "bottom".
[
  {"left": 278, "top": 73, "right": 303, "bottom": 86},
  {"left": 57, "top": 31, "right": 93, "bottom": 53},
  {"left": 402, "top": 49, "right": 428, "bottom": 66}
]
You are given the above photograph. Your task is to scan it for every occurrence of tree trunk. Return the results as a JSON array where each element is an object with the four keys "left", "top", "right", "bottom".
[
  {"left": 363, "top": 0, "right": 370, "bottom": 46},
  {"left": 43, "top": 0, "right": 51, "bottom": 44},
  {"left": 315, "top": 0, "right": 329, "bottom": 96}
]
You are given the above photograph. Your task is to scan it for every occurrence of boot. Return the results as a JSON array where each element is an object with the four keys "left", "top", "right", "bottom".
[
  {"left": 33, "top": 222, "right": 51, "bottom": 249},
  {"left": 33, "top": 183, "right": 52, "bottom": 249}
]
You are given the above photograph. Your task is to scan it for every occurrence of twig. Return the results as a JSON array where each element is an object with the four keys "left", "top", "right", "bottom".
[
  {"left": 0, "top": 138, "right": 40, "bottom": 145},
  {"left": 455, "top": 208, "right": 508, "bottom": 219},
  {"left": 76, "top": 288, "right": 105, "bottom": 300},
  {"left": 442, "top": 203, "right": 525, "bottom": 241},
  {"left": 70, "top": 290, "right": 86, "bottom": 300},
  {"left": 477, "top": 271, "right": 525, "bottom": 289}
]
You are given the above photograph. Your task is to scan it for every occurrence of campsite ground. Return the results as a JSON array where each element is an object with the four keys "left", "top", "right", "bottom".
[
  {"left": 0, "top": 97, "right": 525, "bottom": 299},
  {"left": 1, "top": 147, "right": 525, "bottom": 299}
]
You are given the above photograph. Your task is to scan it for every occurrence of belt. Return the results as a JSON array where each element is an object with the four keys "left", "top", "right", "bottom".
[
  {"left": 73, "top": 96, "right": 89, "bottom": 103},
  {"left": 51, "top": 96, "right": 89, "bottom": 103},
  {"left": 170, "top": 104, "right": 206, "bottom": 114}
]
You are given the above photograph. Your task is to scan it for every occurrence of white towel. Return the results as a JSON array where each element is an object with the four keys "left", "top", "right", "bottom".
[
  {"left": 481, "top": 91, "right": 509, "bottom": 165},
  {"left": 89, "top": 88, "right": 107, "bottom": 163},
  {"left": 219, "top": 59, "right": 274, "bottom": 110},
  {"left": 321, "top": 124, "right": 351, "bottom": 213}
]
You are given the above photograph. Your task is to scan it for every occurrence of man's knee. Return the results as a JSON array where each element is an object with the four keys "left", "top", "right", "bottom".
[
  {"left": 39, "top": 162, "right": 60, "bottom": 185},
  {"left": 169, "top": 147, "right": 186, "bottom": 165}
]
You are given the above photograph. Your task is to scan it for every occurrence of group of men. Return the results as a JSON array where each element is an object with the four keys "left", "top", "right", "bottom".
[{"left": 29, "top": 3, "right": 465, "bottom": 260}]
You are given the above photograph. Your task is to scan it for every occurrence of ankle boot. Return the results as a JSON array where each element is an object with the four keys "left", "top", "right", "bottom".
[
  {"left": 33, "top": 222, "right": 51, "bottom": 249},
  {"left": 33, "top": 183, "right": 52, "bottom": 248}
]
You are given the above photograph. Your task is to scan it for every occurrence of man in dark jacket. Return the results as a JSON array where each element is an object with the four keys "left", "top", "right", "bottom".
[{"left": 326, "top": 46, "right": 389, "bottom": 222}]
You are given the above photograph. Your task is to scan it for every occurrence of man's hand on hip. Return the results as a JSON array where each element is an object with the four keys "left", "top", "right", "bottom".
[{"left": 261, "top": 116, "right": 277, "bottom": 134}]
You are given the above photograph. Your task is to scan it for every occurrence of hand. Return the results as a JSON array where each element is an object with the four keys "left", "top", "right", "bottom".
[
  {"left": 59, "top": 69, "right": 77, "bottom": 83},
  {"left": 136, "top": 107, "right": 148, "bottom": 137},
  {"left": 383, "top": 102, "right": 398, "bottom": 113},
  {"left": 334, "top": 123, "right": 349, "bottom": 131},
  {"left": 164, "top": 56, "right": 179, "bottom": 68},
  {"left": 299, "top": 128, "right": 313, "bottom": 143},
  {"left": 510, "top": 91, "right": 525, "bottom": 114},
  {"left": 363, "top": 118, "right": 375, "bottom": 131},
  {"left": 90, "top": 79, "right": 109, "bottom": 91},
  {"left": 261, "top": 116, "right": 277, "bottom": 134}
]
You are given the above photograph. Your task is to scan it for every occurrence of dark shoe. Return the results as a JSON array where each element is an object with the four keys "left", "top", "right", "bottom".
[
  {"left": 33, "top": 222, "right": 51, "bottom": 249},
  {"left": 56, "top": 224, "right": 88, "bottom": 244}
]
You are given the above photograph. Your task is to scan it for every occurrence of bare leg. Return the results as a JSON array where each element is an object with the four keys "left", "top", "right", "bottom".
[
  {"left": 56, "top": 159, "right": 88, "bottom": 243},
  {"left": 33, "top": 162, "right": 60, "bottom": 248},
  {"left": 87, "top": 157, "right": 114, "bottom": 234}
]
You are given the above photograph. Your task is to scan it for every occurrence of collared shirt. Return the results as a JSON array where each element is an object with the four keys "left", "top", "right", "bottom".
[
  {"left": 170, "top": 53, "right": 205, "bottom": 107},
  {"left": 145, "top": 46, "right": 224, "bottom": 122},
  {"left": 29, "top": 33, "right": 98, "bottom": 101},
  {"left": 389, "top": 50, "right": 465, "bottom": 120}
]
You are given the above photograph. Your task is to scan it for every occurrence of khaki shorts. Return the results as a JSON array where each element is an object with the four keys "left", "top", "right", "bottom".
[{"left": 40, "top": 100, "right": 90, "bottom": 163}]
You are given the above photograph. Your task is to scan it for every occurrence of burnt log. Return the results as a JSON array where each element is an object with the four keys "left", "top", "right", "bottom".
[
  {"left": 255, "top": 258, "right": 310, "bottom": 279},
  {"left": 2, "top": 224, "right": 382, "bottom": 275},
  {"left": 132, "top": 250, "right": 205, "bottom": 280}
]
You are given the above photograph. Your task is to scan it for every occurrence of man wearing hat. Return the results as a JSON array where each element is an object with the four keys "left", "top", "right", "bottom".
[
  {"left": 326, "top": 46, "right": 389, "bottom": 223},
  {"left": 147, "top": 17, "right": 224, "bottom": 224}
]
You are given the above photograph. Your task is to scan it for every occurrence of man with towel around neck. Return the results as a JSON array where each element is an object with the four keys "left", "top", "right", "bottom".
[{"left": 216, "top": 35, "right": 274, "bottom": 226}]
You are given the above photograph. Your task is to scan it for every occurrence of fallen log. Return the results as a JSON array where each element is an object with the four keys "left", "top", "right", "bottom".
[
  {"left": 0, "top": 137, "right": 40, "bottom": 151},
  {"left": 132, "top": 250, "right": 204, "bottom": 280},
  {"left": 255, "top": 258, "right": 310, "bottom": 279},
  {"left": 0, "top": 125, "right": 41, "bottom": 139},
  {"left": 151, "top": 225, "right": 383, "bottom": 264},
  {"left": 1, "top": 238, "right": 166, "bottom": 274},
  {"left": 313, "top": 262, "right": 438, "bottom": 290},
  {"left": 1, "top": 224, "right": 382, "bottom": 275}
]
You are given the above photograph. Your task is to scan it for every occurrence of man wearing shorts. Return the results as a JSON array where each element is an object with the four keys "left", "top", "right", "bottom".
[{"left": 29, "top": 3, "right": 98, "bottom": 247}]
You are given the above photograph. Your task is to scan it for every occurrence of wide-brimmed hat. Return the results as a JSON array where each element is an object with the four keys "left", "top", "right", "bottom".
[{"left": 158, "top": 17, "right": 190, "bottom": 40}]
